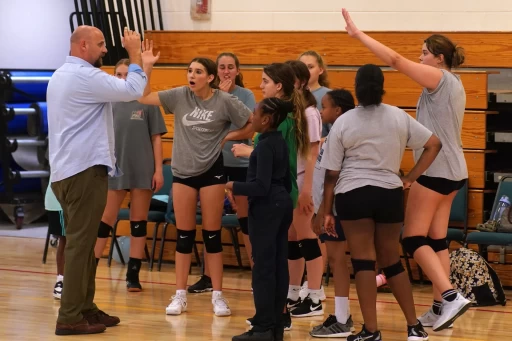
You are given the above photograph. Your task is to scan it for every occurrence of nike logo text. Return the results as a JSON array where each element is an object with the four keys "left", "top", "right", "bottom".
[{"left": 182, "top": 107, "right": 214, "bottom": 126}]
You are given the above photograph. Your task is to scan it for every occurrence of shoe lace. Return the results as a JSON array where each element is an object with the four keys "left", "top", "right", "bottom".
[
  {"left": 323, "top": 314, "right": 337, "bottom": 327},
  {"left": 213, "top": 295, "right": 229, "bottom": 309},
  {"left": 170, "top": 295, "right": 186, "bottom": 307}
]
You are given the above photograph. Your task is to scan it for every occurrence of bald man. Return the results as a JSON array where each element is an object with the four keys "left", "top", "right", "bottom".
[{"left": 47, "top": 25, "right": 147, "bottom": 335}]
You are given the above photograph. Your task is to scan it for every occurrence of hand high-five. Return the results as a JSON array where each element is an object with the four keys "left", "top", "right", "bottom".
[
  {"left": 341, "top": 8, "right": 362, "bottom": 38},
  {"left": 141, "top": 39, "right": 160, "bottom": 66},
  {"left": 122, "top": 27, "right": 141, "bottom": 54}
]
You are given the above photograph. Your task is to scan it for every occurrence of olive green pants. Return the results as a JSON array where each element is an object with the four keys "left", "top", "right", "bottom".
[{"left": 51, "top": 165, "right": 108, "bottom": 324}]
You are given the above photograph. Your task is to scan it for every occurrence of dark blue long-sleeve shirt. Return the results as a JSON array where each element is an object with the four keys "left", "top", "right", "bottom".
[{"left": 232, "top": 131, "right": 291, "bottom": 199}]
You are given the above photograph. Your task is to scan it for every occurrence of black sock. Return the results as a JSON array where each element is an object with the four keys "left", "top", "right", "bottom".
[
  {"left": 432, "top": 300, "right": 442, "bottom": 315},
  {"left": 442, "top": 289, "right": 457, "bottom": 302},
  {"left": 238, "top": 217, "right": 248, "bottom": 235},
  {"left": 127, "top": 258, "right": 142, "bottom": 281}
]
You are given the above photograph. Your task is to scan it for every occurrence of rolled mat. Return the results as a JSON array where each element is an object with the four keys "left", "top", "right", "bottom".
[{"left": 7, "top": 71, "right": 53, "bottom": 103}]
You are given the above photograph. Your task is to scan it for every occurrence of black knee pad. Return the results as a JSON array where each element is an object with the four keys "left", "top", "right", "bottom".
[
  {"left": 401, "top": 236, "right": 429, "bottom": 257},
  {"left": 351, "top": 259, "right": 376, "bottom": 276},
  {"left": 381, "top": 260, "right": 405, "bottom": 279},
  {"left": 130, "top": 220, "right": 147, "bottom": 237},
  {"left": 202, "top": 230, "right": 223, "bottom": 254},
  {"left": 288, "top": 241, "right": 302, "bottom": 260},
  {"left": 238, "top": 217, "right": 248, "bottom": 235},
  {"left": 176, "top": 229, "right": 196, "bottom": 254},
  {"left": 427, "top": 237, "right": 448, "bottom": 253},
  {"left": 298, "top": 239, "right": 322, "bottom": 261},
  {"left": 97, "top": 221, "right": 112, "bottom": 238}
]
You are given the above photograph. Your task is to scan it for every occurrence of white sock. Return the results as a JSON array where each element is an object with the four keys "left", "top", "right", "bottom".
[
  {"left": 56, "top": 275, "right": 63, "bottom": 282},
  {"left": 309, "top": 289, "right": 323, "bottom": 304},
  {"left": 212, "top": 290, "right": 223, "bottom": 299},
  {"left": 176, "top": 289, "right": 187, "bottom": 297},
  {"left": 335, "top": 297, "right": 349, "bottom": 324},
  {"left": 288, "top": 285, "right": 301, "bottom": 301}
]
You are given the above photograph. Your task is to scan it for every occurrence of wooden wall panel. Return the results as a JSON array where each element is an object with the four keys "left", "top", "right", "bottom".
[{"left": 145, "top": 31, "right": 512, "bottom": 68}]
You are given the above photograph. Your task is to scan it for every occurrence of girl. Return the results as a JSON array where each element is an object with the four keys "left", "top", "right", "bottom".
[
  {"left": 299, "top": 50, "right": 331, "bottom": 137},
  {"left": 310, "top": 90, "right": 389, "bottom": 338},
  {"left": 322, "top": 64, "right": 438, "bottom": 341},
  {"left": 309, "top": 89, "right": 355, "bottom": 338},
  {"left": 282, "top": 60, "right": 324, "bottom": 319},
  {"left": 188, "top": 52, "right": 256, "bottom": 294},
  {"left": 232, "top": 62, "right": 310, "bottom": 336},
  {"left": 138, "top": 40, "right": 253, "bottom": 317},
  {"left": 342, "top": 9, "right": 472, "bottom": 331},
  {"left": 93, "top": 58, "right": 167, "bottom": 292},
  {"left": 229, "top": 98, "right": 294, "bottom": 341}
]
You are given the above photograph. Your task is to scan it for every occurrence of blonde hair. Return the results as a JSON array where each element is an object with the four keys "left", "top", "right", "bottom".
[{"left": 299, "top": 50, "right": 330, "bottom": 87}]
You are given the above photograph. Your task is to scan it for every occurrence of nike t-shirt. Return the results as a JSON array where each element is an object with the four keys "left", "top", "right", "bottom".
[{"left": 158, "top": 86, "right": 252, "bottom": 178}]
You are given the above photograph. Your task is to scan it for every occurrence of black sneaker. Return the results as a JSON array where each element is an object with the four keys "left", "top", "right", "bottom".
[
  {"left": 286, "top": 297, "right": 301, "bottom": 310},
  {"left": 127, "top": 280, "right": 142, "bottom": 292},
  {"left": 246, "top": 310, "right": 292, "bottom": 332},
  {"left": 408, "top": 321, "right": 429, "bottom": 341},
  {"left": 53, "top": 281, "right": 63, "bottom": 299},
  {"left": 232, "top": 330, "right": 274, "bottom": 341},
  {"left": 290, "top": 295, "right": 323, "bottom": 318},
  {"left": 188, "top": 275, "right": 213, "bottom": 293},
  {"left": 310, "top": 314, "right": 355, "bottom": 338},
  {"left": 283, "top": 309, "right": 292, "bottom": 331},
  {"left": 347, "top": 325, "right": 382, "bottom": 341}
]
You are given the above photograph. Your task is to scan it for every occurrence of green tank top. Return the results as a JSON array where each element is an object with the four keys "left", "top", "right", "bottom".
[{"left": 254, "top": 114, "right": 298, "bottom": 208}]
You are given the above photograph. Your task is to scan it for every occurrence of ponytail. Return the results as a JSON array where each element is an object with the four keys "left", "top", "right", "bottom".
[{"left": 289, "top": 89, "right": 310, "bottom": 160}]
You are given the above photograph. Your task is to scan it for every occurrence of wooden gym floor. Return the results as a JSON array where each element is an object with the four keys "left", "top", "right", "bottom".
[{"left": 0, "top": 236, "right": 509, "bottom": 340}]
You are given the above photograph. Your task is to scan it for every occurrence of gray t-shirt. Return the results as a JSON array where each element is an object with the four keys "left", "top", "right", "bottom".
[
  {"left": 158, "top": 86, "right": 252, "bottom": 178},
  {"left": 109, "top": 101, "right": 167, "bottom": 190},
  {"left": 415, "top": 69, "right": 468, "bottom": 181},
  {"left": 312, "top": 86, "right": 331, "bottom": 137},
  {"left": 321, "top": 104, "right": 433, "bottom": 194},
  {"left": 222, "top": 86, "right": 256, "bottom": 168},
  {"left": 312, "top": 133, "right": 337, "bottom": 215}
]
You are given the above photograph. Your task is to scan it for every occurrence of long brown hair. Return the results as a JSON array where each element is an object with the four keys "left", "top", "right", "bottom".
[
  {"left": 263, "top": 63, "right": 310, "bottom": 160},
  {"left": 216, "top": 52, "right": 244, "bottom": 87},
  {"left": 284, "top": 60, "right": 317, "bottom": 108},
  {"left": 189, "top": 57, "right": 220, "bottom": 89},
  {"left": 299, "top": 50, "right": 330, "bottom": 87},
  {"left": 424, "top": 35, "right": 465, "bottom": 69}
]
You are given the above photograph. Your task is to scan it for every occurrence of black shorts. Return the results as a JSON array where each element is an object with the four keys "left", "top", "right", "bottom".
[
  {"left": 47, "top": 210, "right": 66, "bottom": 237},
  {"left": 224, "top": 166, "right": 248, "bottom": 182},
  {"left": 319, "top": 217, "right": 346, "bottom": 242},
  {"left": 173, "top": 154, "right": 226, "bottom": 191},
  {"left": 416, "top": 175, "right": 467, "bottom": 195},
  {"left": 335, "top": 185, "right": 404, "bottom": 224}
]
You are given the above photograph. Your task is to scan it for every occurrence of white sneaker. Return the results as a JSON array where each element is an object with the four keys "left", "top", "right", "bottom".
[
  {"left": 299, "top": 281, "right": 327, "bottom": 301},
  {"left": 166, "top": 295, "right": 187, "bottom": 315},
  {"left": 418, "top": 308, "right": 453, "bottom": 328},
  {"left": 212, "top": 292, "right": 231, "bottom": 316},
  {"left": 433, "top": 293, "right": 471, "bottom": 332}
]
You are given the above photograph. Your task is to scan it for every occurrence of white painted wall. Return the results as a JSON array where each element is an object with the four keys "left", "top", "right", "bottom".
[
  {"left": 0, "top": 0, "right": 76, "bottom": 70},
  {"left": 153, "top": 0, "right": 512, "bottom": 31}
]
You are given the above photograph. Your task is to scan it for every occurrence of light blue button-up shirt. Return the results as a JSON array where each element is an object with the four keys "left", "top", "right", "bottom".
[{"left": 47, "top": 56, "right": 147, "bottom": 182}]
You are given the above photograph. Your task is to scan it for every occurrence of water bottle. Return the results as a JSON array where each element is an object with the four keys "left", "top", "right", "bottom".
[{"left": 492, "top": 195, "right": 510, "bottom": 223}]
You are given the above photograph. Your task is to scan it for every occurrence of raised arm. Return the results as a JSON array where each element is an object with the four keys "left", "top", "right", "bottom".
[
  {"left": 138, "top": 39, "right": 162, "bottom": 106},
  {"left": 342, "top": 8, "right": 443, "bottom": 90}
]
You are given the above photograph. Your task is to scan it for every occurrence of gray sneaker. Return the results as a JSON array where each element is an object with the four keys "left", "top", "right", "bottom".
[{"left": 310, "top": 315, "right": 354, "bottom": 338}]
